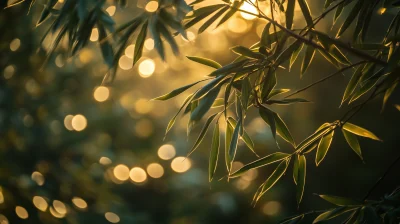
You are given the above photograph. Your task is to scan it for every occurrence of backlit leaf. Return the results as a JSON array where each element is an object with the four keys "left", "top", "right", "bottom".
[
  {"left": 301, "top": 44, "right": 316, "bottom": 77},
  {"left": 256, "top": 159, "right": 289, "bottom": 201},
  {"left": 318, "top": 195, "right": 361, "bottom": 206},
  {"left": 315, "top": 130, "right": 334, "bottom": 166},
  {"left": 152, "top": 79, "right": 207, "bottom": 101},
  {"left": 296, "top": 155, "right": 306, "bottom": 206},
  {"left": 342, "top": 129, "right": 363, "bottom": 160},
  {"left": 187, "top": 113, "right": 218, "bottom": 157},
  {"left": 342, "top": 123, "right": 381, "bottom": 141},
  {"left": 187, "top": 56, "right": 222, "bottom": 69},
  {"left": 209, "top": 122, "right": 220, "bottom": 182}
]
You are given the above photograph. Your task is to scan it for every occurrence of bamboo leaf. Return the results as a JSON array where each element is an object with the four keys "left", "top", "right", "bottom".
[
  {"left": 185, "top": 4, "right": 226, "bottom": 29},
  {"left": 164, "top": 93, "right": 194, "bottom": 139},
  {"left": 134, "top": 21, "right": 148, "bottom": 66},
  {"left": 315, "top": 130, "right": 334, "bottom": 166},
  {"left": 190, "top": 85, "right": 221, "bottom": 122},
  {"left": 286, "top": 0, "right": 295, "bottom": 29},
  {"left": 229, "top": 152, "right": 290, "bottom": 178},
  {"left": 187, "top": 56, "right": 222, "bottom": 69},
  {"left": 318, "top": 195, "right": 361, "bottom": 206},
  {"left": 296, "top": 155, "right": 306, "bottom": 206},
  {"left": 149, "top": 16, "right": 165, "bottom": 60},
  {"left": 152, "top": 79, "right": 206, "bottom": 101},
  {"left": 228, "top": 118, "right": 241, "bottom": 171},
  {"left": 231, "top": 46, "right": 265, "bottom": 59},
  {"left": 290, "top": 43, "right": 304, "bottom": 71},
  {"left": 225, "top": 119, "right": 233, "bottom": 172},
  {"left": 336, "top": 0, "right": 363, "bottom": 38},
  {"left": 256, "top": 159, "right": 289, "bottom": 201},
  {"left": 297, "top": 0, "right": 313, "bottom": 27},
  {"left": 215, "top": 1, "right": 240, "bottom": 27},
  {"left": 293, "top": 154, "right": 300, "bottom": 185},
  {"left": 261, "top": 69, "right": 277, "bottom": 100},
  {"left": 266, "top": 98, "right": 310, "bottom": 105},
  {"left": 342, "top": 123, "right": 381, "bottom": 141},
  {"left": 209, "top": 122, "right": 220, "bottom": 182},
  {"left": 198, "top": 6, "right": 229, "bottom": 34},
  {"left": 301, "top": 45, "right": 316, "bottom": 77},
  {"left": 268, "top": 88, "right": 291, "bottom": 99},
  {"left": 241, "top": 77, "right": 251, "bottom": 110},
  {"left": 296, "top": 124, "right": 332, "bottom": 152},
  {"left": 97, "top": 23, "right": 114, "bottom": 68},
  {"left": 187, "top": 113, "right": 218, "bottom": 157},
  {"left": 227, "top": 117, "right": 258, "bottom": 157},
  {"left": 342, "top": 129, "right": 363, "bottom": 160},
  {"left": 313, "top": 207, "right": 357, "bottom": 223},
  {"left": 280, "top": 214, "right": 305, "bottom": 224},
  {"left": 341, "top": 64, "right": 364, "bottom": 104}
]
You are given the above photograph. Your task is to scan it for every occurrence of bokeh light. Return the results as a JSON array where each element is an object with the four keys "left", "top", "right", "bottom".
[
  {"left": 72, "top": 197, "right": 87, "bottom": 209},
  {"left": 138, "top": 59, "right": 155, "bottom": 78},
  {"left": 49, "top": 206, "right": 65, "bottom": 218},
  {"left": 146, "top": 163, "right": 164, "bottom": 178},
  {"left": 53, "top": 200, "right": 67, "bottom": 215},
  {"left": 125, "top": 44, "right": 135, "bottom": 58},
  {"left": 0, "top": 214, "right": 8, "bottom": 224},
  {"left": 3, "top": 65, "right": 15, "bottom": 79},
  {"left": 90, "top": 28, "right": 99, "bottom": 42},
  {"left": 105, "top": 212, "right": 120, "bottom": 223},
  {"left": 71, "top": 114, "right": 87, "bottom": 131},
  {"left": 33, "top": 196, "right": 48, "bottom": 212},
  {"left": 129, "top": 167, "right": 147, "bottom": 183},
  {"left": 99, "top": 156, "right": 112, "bottom": 165},
  {"left": 157, "top": 144, "right": 176, "bottom": 160},
  {"left": 240, "top": 1, "right": 258, "bottom": 20},
  {"left": 262, "top": 201, "right": 281, "bottom": 216},
  {"left": 227, "top": 18, "right": 248, "bottom": 33},
  {"left": 106, "top": 6, "right": 116, "bottom": 16},
  {"left": 64, "top": 115, "right": 74, "bottom": 131},
  {"left": 94, "top": 86, "right": 110, "bottom": 102},
  {"left": 171, "top": 157, "right": 191, "bottom": 173},
  {"left": 15, "top": 206, "right": 28, "bottom": 219},
  {"left": 31, "top": 171, "right": 45, "bottom": 186},
  {"left": 144, "top": 38, "right": 154, "bottom": 50},
  {"left": 134, "top": 98, "right": 153, "bottom": 114},
  {"left": 10, "top": 38, "right": 20, "bottom": 51},
  {"left": 145, "top": 1, "right": 159, "bottom": 12},
  {"left": 113, "top": 164, "right": 130, "bottom": 181},
  {"left": 118, "top": 55, "right": 133, "bottom": 70}
]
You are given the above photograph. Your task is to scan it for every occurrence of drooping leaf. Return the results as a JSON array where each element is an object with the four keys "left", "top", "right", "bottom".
[
  {"left": 157, "top": 21, "right": 179, "bottom": 55},
  {"left": 97, "top": 23, "right": 114, "bottom": 68},
  {"left": 342, "top": 129, "right": 363, "bottom": 160},
  {"left": 296, "top": 155, "right": 306, "bottom": 206},
  {"left": 290, "top": 42, "right": 304, "bottom": 71},
  {"left": 133, "top": 20, "right": 148, "bottom": 66},
  {"left": 256, "top": 159, "right": 289, "bottom": 201},
  {"left": 268, "top": 88, "right": 291, "bottom": 99},
  {"left": 286, "top": 0, "right": 295, "bottom": 29},
  {"left": 184, "top": 4, "right": 226, "bottom": 29},
  {"left": 229, "top": 152, "right": 291, "bottom": 178},
  {"left": 215, "top": 0, "right": 240, "bottom": 27},
  {"left": 342, "top": 123, "right": 381, "bottom": 141},
  {"left": 318, "top": 195, "right": 361, "bottom": 206},
  {"left": 266, "top": 98, "right": 310, "bottom": 105},
  {"left": 149, "top": 16, "right": 165, "bottom": 60},
  {"left": 231, "top": 46, "right": 265, "bottom": 59},
  {"left": 164, "top": 93, "right": 194, "bottom": 139},
  {"left": 227, "top": 117, "right": 258, "bottom": 157},
  {"left": 241, "top": 77, "right": 251, "bottom": 110},
  {"left": 313, "top": 207, "right": 357, "bottom": 223},
  {"left": 198, "top": 6, "right": 229, "bottom": 34},
  {"left": 228, "top": 118, "right": 241, "bottom": 171},
  {"left": 296, "top": 124, "right": 332, "bottom": 152},
  {"left": 260, "top": 106, "right": 295, "bottom": 146},
  {"left": 209, "top": 122, "right": 220, "bottom": 182},
  {"left": 297, "top": 0, "right": 313, "bottom": 27},
  {"left": 382, "top": 80, "right": 399, "bottom": 111},
  {"left": 186, "top": 56, "right": 222, "bottom": 69},
  {"left": 192, "top": 76, "right": 225, "bottom": 101},
  {"left": 261, "top": 69, "right": 277, "bottom": 100},
  {"left": 341, "top": 64, "right": 364, "bottom": 104},
  {"left": 187, "top": 113, "right": 218, "bottom": 157},
  {"left": 336, "top": 0, "right": 363, "bottom": 38},
  {"left": 301, "top": 44, "right": 316, "bottom": 77},
  {"left": 225, "top": 119, "right": 233, "bottom": 172},
  {"left": 280, "top": 214, "right": 305, "bottom": 224},
  {"left": 152, "top": 79, "right": 207, "bottom": 101},
  {"left": 190, "top": 85, "right": 221, "bottom": 122},
  {"left": 293, "top": 154, "right": 300, "bottom": 185},
  {"left": 315, "top": 130, "right": 334, "bottom": 166}
]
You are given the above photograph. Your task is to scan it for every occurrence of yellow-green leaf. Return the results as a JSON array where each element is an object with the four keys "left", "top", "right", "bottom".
[
  {"left": 319, "top": 195, "right": 361, "bottom": 206},
  {"left": 209, "top": 122, "right": 220, "bottom": 182},
  {"left": 296, "top": 155, "right": 306, "bottom": 206},
  {"left": 315, "top": 130, "right": 334, "bottom": 166},
  {"left": 342, "top": 129, "right": 363, "bottom": 160},
  {"left": 342, "top": 123, "right": 381, "bottom": 141},
  {"left": 186, "top": 56, "right": 222, "bottom": 69}
]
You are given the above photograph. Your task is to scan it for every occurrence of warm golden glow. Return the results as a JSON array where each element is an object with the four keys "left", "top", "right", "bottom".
[
  {"left": 146, "top": 163, "right": 164, "bottom": 178},
  {"left": 94, "top": 86, "right": 110, "bottom": 102},
  {"left": 72, "top": 197, "right": 87, "bottom": 209},
  {"left": 53, "top": 200, "right": 67, "bottom": 215},
  {"left": 99, "top": 156, "right": 112, "bottom": 165},
  {"left": 138, "top": 59, "right": 155, "bottom": 78},
  {"left": 144, "top": 38, "right": 154, "bottom": 50},
  {"left": 182, "top": 31, "right": 196, "bottom": 42},
  {"left": 171, "top": 157, "right": 191, "bottom": 173},
  {"left": 129, "top": 167, "right": 147, "bottom": 183},
  {"left": 63, "top": 115, "right": 74, "bottom": 131},
  {"left": 145, "top": 1, "right": 159, "bottom": 12},
  {"left": 118, "top": 55, "right": 133, "bottom": 70},
  {"left": 71, "top": 114, "right": 87, "bottom": 131},
  {"left": 15, "top": 206, "right": 28, "bottom": 219},
  {"left": 10, "top": 38, "right": 20, "bottom": 51},
  {"left": 0, "top": 191, "right": 3, "bottom": 204},
  {"left": 125, "top": 44, "right": 135, "bottom": 59},
  {"left": 134, "top": 119, "right": 154, "bottom": 137},
  {"left": 227, "top": 18, "right": 248, "bottom": 33},
  {"left": 157, "top": 144, "right": 176, "bottom": 160},
  {"left": 105, "top": 212, "right": 120, "bottom": 223},
  {"left": 135, "top": 98, "right": 153, "bottom": 114},
  {"left": 0, "top": 214, "right": 8, "bottom": 224},
  {"left": 262, "top": 201, "right": 281, "bottom": 216},
  {"left": 113, "top": 164, "right": 130, "bottom": 181},
  {"left": 240, "top": 1, "right": 258, "bottom": 20},
  {"left": 31, "top": 171, "right": 45, "bottom": 186},
  {"left": 106, "top": 6, "right": 116, "bottom": 16},
  {"left": 4, "top": 65, "right": 15, "bottom": 79},
  {"left": 33, "top": 196, "right": 48, "bottom": 212},
  {"left": 90, "top": 28, "right": 99, "bottom": 42}
]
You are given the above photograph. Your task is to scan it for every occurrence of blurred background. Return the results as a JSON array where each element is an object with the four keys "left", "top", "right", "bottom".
[{"left": 0, "top": 0, "right": 400, "bottom": 223}]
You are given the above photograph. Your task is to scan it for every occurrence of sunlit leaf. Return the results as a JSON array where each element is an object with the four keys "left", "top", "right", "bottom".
[
  {"left": 315, "top": 130, "right": 334, "bottom": 166},
  {"left": 225, "top": 119, "right": 233, "bottom": 172},
  {"left": 280, "top": 214, "right": 304, "bottom": 224},
  {"left": 297, "top": 0, "right": 313, "bottom": 27},
  {"left": 290, "top": 42, "right": 304, "bottom": 71},
  {"left": 286, "top": 0, "right": 295, "bottom": 29},
  {"left": 187, "top": 113, "right": 218, "bottom": 157},
  {"left": 296, "top": 155, "right": 306, "bottom": 206},
  {"left": 293, "top": 154, "right": 299, "bottom": 185},
  {"left": 261, "top": 69, "right": 277, "bottom": 100},
  {"left": 227, "top": 117, "right": 259, "bottom": 157},
  {"left": 190, "top": 85, "right": 221, "bottom": 122},
  {"left": 296, "top": 124, "right": 332, "bottom": 152},
  {"left": 231, "top": 46, "right": 265, "bottom": 59},
  {"left": 187, "top": 56, "right": 222, "bottom": 69},
  {"left": 313, "top": 207, "right": 357, "bottom": 223},
  {"left": 133, "top": 20, "right": 148, "bottom": 66},
  {"left": 268, "top": 88, "right": 291, "bottom": 99},
  {"left": 198, "top": 6, "right": 229, "bottom": 34},
  {"left": 185, "top": 4, "right": 225, "bottom": 29},
  {"left": 256, "top": 159, "right": 289, "bottom": 201},
  {"left": 342, "top": 129, "right": 363, "bottom": 160},
  {"left": 336, "top": 0, "right": 363, "bottom": 38},
  {"left": 152, "top": 79, "right": 207, "bottom": 101},
  {"left": 164, "top": 93, "right": 194, "bottom": 139},
  {"left": 341, "top": 64, "right": 364, "bottom": 105},
  {"left": 342, "top": 123, "right": 381, "bottom": 141},
  {"left": 266, "top": 98, "right": 310, "bottom": 105},
  {"left": 228, "top": 118, "right": 241, "bottom": 171},
  {"left": 209, "top": 122, "right": 220, "bottom": 182},
  {"left": 301, "top": 44, "right": 316, "bottom": 77}
]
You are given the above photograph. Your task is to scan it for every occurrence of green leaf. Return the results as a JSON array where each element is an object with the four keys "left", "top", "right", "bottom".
[
  {"left": 227, "top": 117, "right": 259, "bottom": 157},
  {"left": 229, "top": 152, "right": 290, "bottom": 178},
  {"left": 149, "top": 16, "right": 165, "bottom": 60},
  {"left": 313, "top": 207, "right": 357, "bottom": 223},
  {"left": 296, "top": 123, "right": 332, "bottom": 152},
  {"left": 342, "top": 129, "right": 363, "bottom": 160},
  {"left": 198, "top": 6, "right": 229, "bottom": 34},
  {"left": 152, "top": 79, "right": 207, "bottom": 101},
  {"left": 228, "top": 118, "right": 241, "bottom": 171},
  {"left": 209, "top": 122, "right": 220, "bottom": 182},
  {"left": 261, "top": 69, "right": 277, "bottom": 100},
  {"left": 256, "top": 159, "right": 289, "bottom": 201},
  {"left": 286, "top": 0, "right": 295, "bottom": 29},
  {"left": 37, "top": 0, "right": 58, "bottom": 25},
  {"left": 209, "top": 60, "right": 248, "bottom": 77},
  {"left": 280, "top": 214, "right": 305, "bottom": 224},
  {"left": 260, "top": 106, "right": 295, "bottom": 146},
  {"left": 241, "top": 77, "right": 251, "bottom": 110},
  {"left": 185, "top": 4, "right": 226, "bottom": 29},
  {"left": 211, "top": 98, "right": 224, "bottom": 108},
  {"left": 315, "top": 130, "right": 334, "bottom": 166},
  {"left": 231, "top": 46, "right": 265, "bottom": 59},
  {"left": 318, "top": 195, "right": 361, "bottom": 206},
  {"left": 157, "top": 21, "right": 179, "bottom": 55},
  {"left": 334, "top": 1, "right": 345, "bottom": 23},
  {"left": 268, "top": 88, "right": 291, "bottom": 99},
  {"left": 296, "top": 155, "right": 306, "bottom": 206},
  {"left": 225, "top": 119, "right": 233, "bottom": 172},
  {"left": 293, "top": 154, "right": 300, "bottom": 185},
  {"left": 266, "top": 98, "right": 310, "bottom": 105},
  {"left": 192, "top": 76, "right": 224, "bottom": 101},
  {"left": 290, "top": 43, "right": 304, "bottom": 71},
  {"left": 190, "top": 85, "right": 221, "bottom": 122},
  {"left": 97, "top": 23, "right": 114, "bottom": 68},
  {"left": 342, "top": 123, "right": 381, "bottom": 141},
  {"left": 297, "top": 0, "right": 313, "bottom": 27},
  {"left": 134, "top": 21, "right": 148, "bottom": 66},
  {"left": 301, "top": 44, "right": 316, "bottom": 77},
  {"left": 382, "top": 80, "right": 399, "bottom": 111},
  {"left": 164, "top": 93, "right": 194, "bottom": 139},
  {"left": 336, "top": 0, "right": 363, "bottom": 38},
  {"left": 341, "top": 64, "right": 364, "bottom": 104},
  {"left": 259, "top": 106, "right": 277, "bottom": 140},
  {"left": 187, "top": 113, "right": 218, "bottom": 157},
  {"left": 186, "top": 56, "right": 222, "bottom": 69},
  {"left": 215, "top": 1, "right": 240, "bottom": 27}
]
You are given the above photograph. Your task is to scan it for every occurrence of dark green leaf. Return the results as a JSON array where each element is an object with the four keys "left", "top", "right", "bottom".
[
  {"left": 228, "top": 118, "right": 241, "bottom": 171},
  {"left": 313, "top": 207, "right": 357, "bottom": 223},
  {"left": 261, "top": 69, "right": 277, "bottom": 100},
  {"left": 225, "top": 119, "right": 233, "bottom": 172},
  {"left": 187, "top": 113, "right": 218, "bottom": 157},
  {"left": 164, "top": 93, "right": 194, "bottom": 139},
  {"left": 301, "top": 44, "right": 316, "bottom": 77},
  {"left": 184, "top": 4, "right": 225, "bottom": 29},
  {"left": 209, "top": 122, "right": 220, "bottom": 182},
  {"left": 266, "top": 98, "right": 310, "bottom": 105},
  {"left": 231, "top": 46, "right": 265, "bottom": 59},
  {"left": 198, "top": 6, "right": 229, "bottom": 34},
  {"left": 336, "top": 0, "right": 363, "bottom": 38},
  {"left": 227, "top": 117, "right": 259, "bottom": 157},
  {"left": 297, "top": 0, "right": 313, "bottom": 27},
  {"left": 342, "top": 129, "right": 363, "bottom": 160},
  {"left": 190, "top": 85, "right": 221, "bottom": 122},
  {"left": 318, "top": 195, "right": 361, "bottom": 206},
  {"left": 134, "top": 21, "right": 148, "bottom": 66},
  {"left": 97, "top": 23, "right": 114, "bottom": 68},
  {"left": 256, "top": 159, "right": 289, "bottom": 201},
  {"left": 286, "top": 0, "right": 295, "bottom": 29}
]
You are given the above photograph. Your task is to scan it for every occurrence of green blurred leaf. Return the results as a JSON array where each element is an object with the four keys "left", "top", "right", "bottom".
[
  {"left": 336, "top": 0, "right": 363, "bottom": 38},
  {"left": 315, "top": 130, "right": 334, "bottom": 166},
  {"left": 228, "top": 118, "right": 241, "bottom": 172},
  {"left": 318, "top": 195, "right": 361, "bottom": 206},
  {"left": 209, "top": 122, "right": 220, "bottom": 182},
  {"left": 198, "top": 6, "right": 229, "bottom": 34},
  {"left": 268, "top": 88, "right": 291, "bottom": 99},
  {"left": 133, "top": 20, "right": 148, "bottom": 66},
  {"left": 266, "top": 98, "right": 310, "bottom": 105},
  {"left": 164, "top": 93, "right": 194, "bottom": 139},
  {"left": 231, "top": 46, "right": 265, "bottom": 59},
  {"left": 313, "top": 207, "right": 357, "bottom": 223},
  {"left": 185, "top": 4, "right": 225, "bottom": 29},
  {"left": 190, "top": 85, "right": 221, "bottom": 122},
  {"left": 280, "top": 214, "right": 305, "bottom": 224},
  {"left": 342, "top": 123, "right": 381, "bottom": 141},
  {"left": 97, "top": 23, "right": 114, "bottom": 68},
  {"left": 229, "top": 152, "right": 290, "bottom": 178}
]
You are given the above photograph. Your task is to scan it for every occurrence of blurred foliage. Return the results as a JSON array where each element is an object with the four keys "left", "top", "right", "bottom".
[{"left": 1, "top": 0, "right": 400, "bottom": 223}]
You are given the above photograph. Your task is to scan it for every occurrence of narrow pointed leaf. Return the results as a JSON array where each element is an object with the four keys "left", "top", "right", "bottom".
[
  {"left": 190, "top": 86, "right": 221, "bottom": 122},
  {"left": 256, "top": 159, "right": 289, "bottom": 201},
  {"left": 315, "top": 130, "right": 334, "bottom": 166},
  {"left": 336, "top": 0, "right": 362, "bottom": 38},
  {"left": 297, "top": 0, "right": 313, "bottom": 27},
  {"left": 229, "top": 152, "right": 290, "bottom": 178},
  {"left": 225, "top": 120, "right": 233, "bottom": 172},
  {"left": 301, "top": 45, "right": 316, "bottom": 77},
  {"left": 187, "top": 113, "right": 218, "bottom": 157},
  {"left": 228, "top": 118, "right": 241, "bottom": 170},
  {"left": 313, "top": 207, "right": 357, "bottom": 223},
  {"left": 342, "top": 123, "right": 381, "bottom": 141},
  {"left": 286, "top": 0, "right": 295, "bottom": 29},
  {"left": 227, "top": 117, "right": 258, "bottom": 157},
  {"left": 209, "top": 122, "right": 220, "bottom": 181},
  {"left": 296, "top": 155, "right": 306, "bottom": 206},
  {"left": 319, "top": 195, "right": 361, "bottom": 206},
  {"left": 153, "top": 79, "right": 206, "bottom": 101},
  {"left": 164, "top": 93, "right": 194, "bottom": 139},
  {"left": 134, "top": 21, "right": 148, "bottom": 65},
  {"left": 342, "top": 129, "right": 363, "bottom": 160},
  {"left": 198, "top": 6, "right": 229, "bottom": 34},
  {"left": 293, "top": 154, "right": 300, "bottom": 185}
]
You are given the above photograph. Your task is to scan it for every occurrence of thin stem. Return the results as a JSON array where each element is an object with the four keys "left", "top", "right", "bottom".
[
  {"left": 363, "top": 153, "right": 400, "bottom": 201},
  {"left": 284, "top": 61, "right": 367, "bottom": 98}
]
